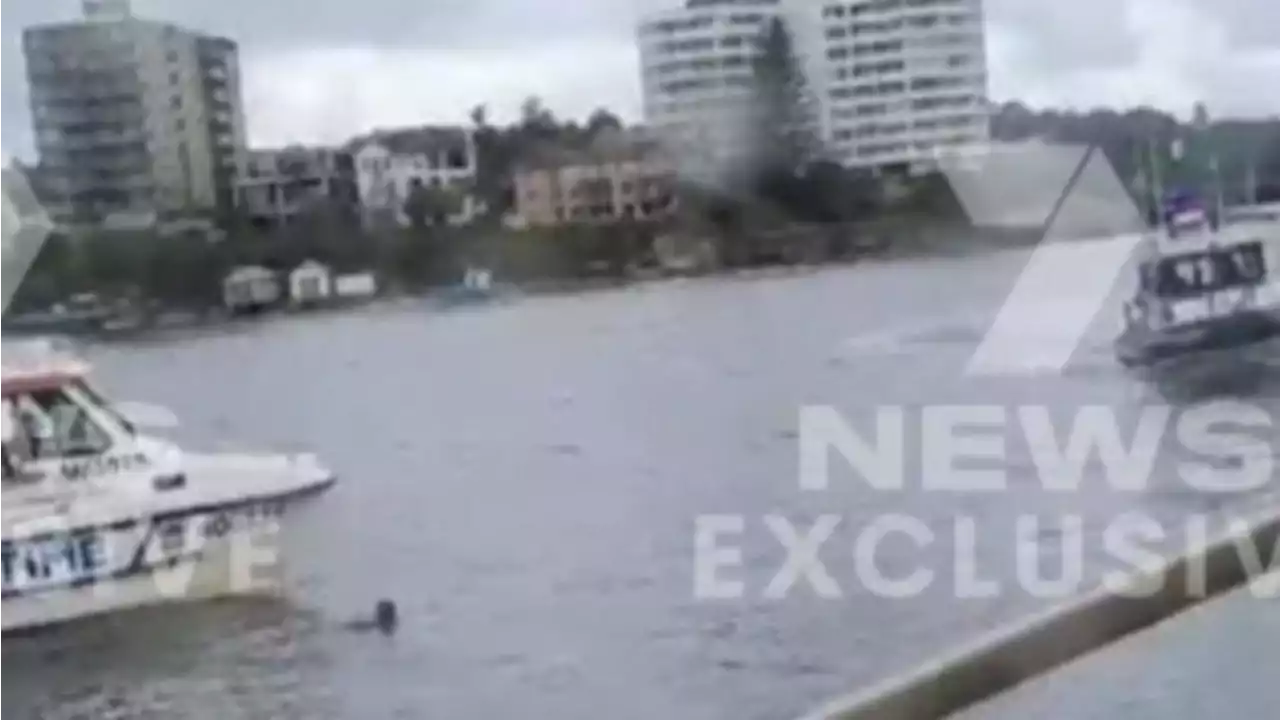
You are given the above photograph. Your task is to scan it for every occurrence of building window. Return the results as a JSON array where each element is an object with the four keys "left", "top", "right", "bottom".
[
  {"left": 170, "top": 95, "right": 182, "bottom": 110},
  {"left": 169, "top": 70, "right": 180, "bottom": 85},
  {"left": 175, "top": 118, "right": 185, "bottom": 131},
  {"left": 166, "top": 50, "right": 179, "bottom": 64}
]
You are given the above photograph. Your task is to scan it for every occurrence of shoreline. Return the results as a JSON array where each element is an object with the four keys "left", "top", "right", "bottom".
[{"left": 5, "top": 235, "right": 1048, "bottom": 345}]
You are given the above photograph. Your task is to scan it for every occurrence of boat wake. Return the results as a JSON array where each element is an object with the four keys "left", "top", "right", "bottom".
[{"left": 835, "top": 308, "right": 1124, "bottom": 377}]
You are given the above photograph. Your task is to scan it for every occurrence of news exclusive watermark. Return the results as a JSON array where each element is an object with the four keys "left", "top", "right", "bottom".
[{"left": 693, "top": 403, "right": 1279, "bottom": 601}]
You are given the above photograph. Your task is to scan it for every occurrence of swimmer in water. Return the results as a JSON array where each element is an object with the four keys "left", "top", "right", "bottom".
[{"left": 343, "top": 599, "right": 398, "bottom": 635}]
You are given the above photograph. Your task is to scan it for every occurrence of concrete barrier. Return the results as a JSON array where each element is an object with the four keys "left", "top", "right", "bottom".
[{"left": 799, "top": 511, "right": 1280, "bottom": 720}]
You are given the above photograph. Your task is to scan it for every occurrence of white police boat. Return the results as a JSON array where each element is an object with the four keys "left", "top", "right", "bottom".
[
  {"left": 1, "top": 342, "right": 336, "bottom": 632},
  {"left": 1116, "top": 194, "right": 1280, "bottom": 366}
]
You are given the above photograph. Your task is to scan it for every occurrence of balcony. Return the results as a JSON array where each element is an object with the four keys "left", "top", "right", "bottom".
[
  {"left": 42, "top": 144, "right": 150, "bottom": 174},
  {"left": 28, "top": 70, "right": 140, "bottom": 98},
  {"left": 43, "top": 130, "right": 148, "bottom": 152}
]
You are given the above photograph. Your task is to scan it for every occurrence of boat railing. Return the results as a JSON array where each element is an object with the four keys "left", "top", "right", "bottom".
[{"left": 799, "top": 510, "right": 1280, "bottom": 720}]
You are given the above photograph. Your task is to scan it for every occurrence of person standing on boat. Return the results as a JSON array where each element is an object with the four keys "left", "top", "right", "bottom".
[{"left": 0, "top": 397, "right": 33, "bottom": 476}]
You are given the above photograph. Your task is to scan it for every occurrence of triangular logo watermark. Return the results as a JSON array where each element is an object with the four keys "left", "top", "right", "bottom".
[
  {"left": 2, "top": 161, "right": 57, "bottom": 314},
  {"left": 936, "top": 141, "right": 1150, "bottom": 376}
]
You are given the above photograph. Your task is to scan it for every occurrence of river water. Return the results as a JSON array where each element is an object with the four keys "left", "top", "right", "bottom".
[{"left": 4, "top": 245, "right": 1278, "bottom": 720}]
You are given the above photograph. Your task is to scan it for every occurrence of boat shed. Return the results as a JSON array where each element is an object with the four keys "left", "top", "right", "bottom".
[
  {"left": 222, "top": 265, "right": 281, "bottom": 313},
  {"left": 289, "top": 260, "right": 333, "bottom": 306}
]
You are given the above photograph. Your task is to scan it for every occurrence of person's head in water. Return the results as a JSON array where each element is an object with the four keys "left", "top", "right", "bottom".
[{"left": 375, "top": 599, "right": 398, "bottom": 634}]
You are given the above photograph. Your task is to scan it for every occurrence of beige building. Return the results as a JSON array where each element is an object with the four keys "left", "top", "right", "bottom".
[
  {"left": 514, "top": 132, "right": 678, "bottom": 226},
  {"left": 23, "top": 0, "right": 248, "bottom": 226}
]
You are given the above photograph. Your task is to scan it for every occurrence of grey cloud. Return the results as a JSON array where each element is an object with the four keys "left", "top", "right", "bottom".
[
  {"left": 130, "top": 1, "right": 641, "bottom": 52},
  {"left": 4, "top": 0, "right": 1275, "bottom": 158},
  {"left": 1208, "top": 0, "right": 1280, "bottom": 49},
  {"left": 984, "top": 0, "right": 1140, "bottom": 77},
  {"left": 2, "top": 0, "right": 646, "bottom": 156}
]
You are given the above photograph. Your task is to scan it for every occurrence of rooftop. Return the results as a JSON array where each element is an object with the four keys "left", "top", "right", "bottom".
[
  {"left": 348, "top": 126, "right": 471, "bottom": 156},
  {"left": 1, "top": 339, "right": 91, "bottom": 397},
  {"left": 516, "top": 128, "right": 672, "bottom": 171}
]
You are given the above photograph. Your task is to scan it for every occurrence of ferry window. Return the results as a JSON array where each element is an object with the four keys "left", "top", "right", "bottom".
[{"left": 19, "top": 389, "right": 113, "bottom": 459}]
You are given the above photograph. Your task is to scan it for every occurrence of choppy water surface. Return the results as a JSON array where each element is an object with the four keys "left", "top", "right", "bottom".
[{"left": 5, "top": 246, "right": 1278, "bottom": 720}]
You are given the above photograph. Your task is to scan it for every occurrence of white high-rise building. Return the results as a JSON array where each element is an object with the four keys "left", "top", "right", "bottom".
[
  {"left": 819, "top": 0, "right": 990, "bottom": 170},
  {"left": 637, "top": 0, "right": 990, "bottom": 175},
  {"left": 637, "top": 0, "right": 805, "bottom": 183}
]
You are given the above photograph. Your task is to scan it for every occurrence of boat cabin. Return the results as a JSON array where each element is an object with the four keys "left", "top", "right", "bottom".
[{"left": 1, "top": 356, "right": 176, "bottom": 505}]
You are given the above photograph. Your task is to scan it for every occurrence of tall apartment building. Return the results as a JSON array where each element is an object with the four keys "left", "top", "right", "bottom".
[
  {"left": 638, "top": 0, "right": 989, "bottom": 175},
  {"left": 23, "top": 0, "right": 248, "bottom": 227},
  {"left": 637, "top": 0, "right": 798, "bottom": 183},
  {"left": 820, "top": 0, "right": 989, "bottom": 170}
]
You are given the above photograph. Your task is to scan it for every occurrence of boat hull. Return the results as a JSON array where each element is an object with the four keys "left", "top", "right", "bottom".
[
  {"left": 1, "top": 471, "right": 334, "bottom": 634},
  {"left": 1116, "top": 308, "right": 1280, "bottom": 366}
]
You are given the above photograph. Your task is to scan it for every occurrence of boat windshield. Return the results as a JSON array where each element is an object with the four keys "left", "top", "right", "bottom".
[
  {"left": 1147, "top": 241, "right": 1267, "bottom": 298},
  {"left": 70, "top": 379, "right": 137, "bottom": 437}
]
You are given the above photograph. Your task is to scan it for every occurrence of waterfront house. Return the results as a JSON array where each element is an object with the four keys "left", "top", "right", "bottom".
[
  {"left": 348, "top": 126, "right": 482, "bottom": 229},
  {"left": 513, "top": 128, "right": 677, "bottom": 227}
]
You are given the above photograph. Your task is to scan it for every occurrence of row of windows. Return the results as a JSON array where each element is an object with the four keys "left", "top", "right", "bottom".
[
  {"left": 650, "top": 33, "right": 768, "bottom": 56},
  {"left": 854, "top": 133, "right": 976, "bottom": 159},
  {"left": 835, "top": 59, "right": 906, "bottom": 79},
  {"left": 826, "top": 31, "right": 976, "bottom": 60},
  {"left": 648, "top": 95, "right": 756, "bottom": 118},
  {"left": 646, "top": 10, "right": 770, "bottom": 33},
  {"left": 832, "top": 113, "right": 979, "bottom": 141},
  {"left": 831, "top": 80, "right": 906, "bottom": 99},
  {"left": 359, "top": 152, "right": 471, "bottom": 174},
  {"left": 827, "top": 94, "right": 977, "bottom": 120},
  {"left": 828, "top": 74, "right": 972, "bottom": 100},
  {"left": 525, "top": 177, "right": 671, "bottom": 202},
  {"left": 649, "top": 54, "right": 753, "bottom": 76},
  {"left": 824, "top": 11, "right": 970, "bottom": 39},
  {"left": 831, "top": 53, "right": 971, "bottom": 80},
  {"left": 646, "top": 16, "right": 715, "bottom": 34},
  {"left": 657, "top": 75, "right": 756, "bottom": 95},
  {"left": 823, "top": 0, "right": 967, "bottom": 19},
  {"left": 827, "top": 39, "right": 903, "bottom": 59}
]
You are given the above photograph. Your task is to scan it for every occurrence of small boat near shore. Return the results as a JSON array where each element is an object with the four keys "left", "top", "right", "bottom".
[
  {"left": 1, "top": 340, "right": 337, "bottom": 632},
  {"left": 429, "top": 266, "right": 519, "bottom": 308},
  {"left": 1116, "top": 193, "right": 1280, "bottom": 366}
]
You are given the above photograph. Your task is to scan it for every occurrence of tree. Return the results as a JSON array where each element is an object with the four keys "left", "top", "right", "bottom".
[
  {"left": 404, "top": 179, "right": 464, "bottom": 229},
  {"left": 749, "top": 18, "right": 823, "bottom": 177},
  {"left": 519, "top": 96, "right": 558, "bottom": 139},
  {"left": 404, "top": 178, "right": 432, "bottom": 230},
  {"left": 585, "top": 108, "right": 623, "bottom": 139},
  {"left": 469, "top": 104, "right": 489, "bottom": 130}
]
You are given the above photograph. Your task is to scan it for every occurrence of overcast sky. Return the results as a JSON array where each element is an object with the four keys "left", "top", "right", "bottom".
[{"left": 3, "top": 0, "right": 1277, "bottom": 158}]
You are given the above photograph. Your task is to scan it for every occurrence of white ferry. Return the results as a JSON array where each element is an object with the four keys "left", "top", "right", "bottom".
[
  {"left": 1116, "top": 193, "right": 1280, "bottom": 366},
  {"left": 1, "top": 341, "right": 336, "bottom": 632}
]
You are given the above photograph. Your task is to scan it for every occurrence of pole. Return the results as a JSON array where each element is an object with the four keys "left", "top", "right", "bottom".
[{"left": 1148, "top": 137, "right": 1164, "bottom": 230}]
